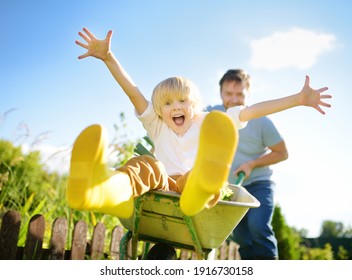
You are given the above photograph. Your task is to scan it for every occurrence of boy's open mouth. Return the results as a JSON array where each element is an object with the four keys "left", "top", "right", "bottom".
[{"left": 173, "top": 115, "right": 185, "bottom": 125}]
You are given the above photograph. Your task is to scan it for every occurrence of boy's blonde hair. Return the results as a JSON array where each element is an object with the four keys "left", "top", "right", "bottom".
[{"left": 152, "top": 77, "right": 204, "bottom": 118}]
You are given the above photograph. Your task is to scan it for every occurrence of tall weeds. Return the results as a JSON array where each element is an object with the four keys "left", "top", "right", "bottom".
[{"left": 0, "top": 110, "right": 140, "bottom": 251}]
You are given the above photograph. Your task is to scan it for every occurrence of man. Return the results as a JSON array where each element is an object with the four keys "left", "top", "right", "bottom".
[{"left": 208, "top": 69, "right": 289, "bottom": 260}]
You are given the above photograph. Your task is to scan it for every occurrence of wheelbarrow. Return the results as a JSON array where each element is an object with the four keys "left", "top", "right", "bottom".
[{"left": 118, "top": 172, "right": 260, "bottom": 260}]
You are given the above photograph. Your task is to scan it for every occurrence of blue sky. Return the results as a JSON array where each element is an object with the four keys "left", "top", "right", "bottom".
[{"left": 1, "top": 0, "right": 351, "bottom": 237}]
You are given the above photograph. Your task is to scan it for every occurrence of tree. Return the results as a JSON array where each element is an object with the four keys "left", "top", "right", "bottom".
[
  {"left": 320, "top": 220, "right": 345, "bottom": 238},
  {"left": 272, "top": 205, "right": 301, "bottom": 259}
]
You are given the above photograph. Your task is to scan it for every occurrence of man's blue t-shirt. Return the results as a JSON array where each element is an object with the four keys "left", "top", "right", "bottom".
[{"left": 207, "top": 104, "right": 283, "bottom": 186}]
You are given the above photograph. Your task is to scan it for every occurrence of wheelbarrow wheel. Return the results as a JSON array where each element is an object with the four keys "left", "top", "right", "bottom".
[{"left": 146, "top": 243, "right": 177, "bottom": 260}]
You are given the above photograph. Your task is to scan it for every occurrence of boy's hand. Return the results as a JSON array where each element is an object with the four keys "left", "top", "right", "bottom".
[
  {"left": 299, "top": 75, "right": 332, "bottom": 114},
  {"left": 75, "top": 27, "right": 112, "bottom": 61}
]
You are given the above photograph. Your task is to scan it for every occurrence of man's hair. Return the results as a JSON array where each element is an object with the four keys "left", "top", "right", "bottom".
[
  {"left": 219, "top": 69, "right": 251, "bottom": 91},
  {"left": 152, "top": 76, "right": 204, "bottom": 118}
]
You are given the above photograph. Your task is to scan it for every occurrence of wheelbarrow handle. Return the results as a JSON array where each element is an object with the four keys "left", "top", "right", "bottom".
[{"left": 235, "top": 171, "right": 246, "bottom": 186}]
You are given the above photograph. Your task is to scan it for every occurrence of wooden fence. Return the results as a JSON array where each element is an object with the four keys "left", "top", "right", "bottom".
[{"left": 0, "top": 210, "right": 240, "bottom": 260}]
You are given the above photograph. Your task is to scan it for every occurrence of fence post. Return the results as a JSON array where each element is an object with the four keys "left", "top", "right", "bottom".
[
  {"left": 23, "top": 214, "right": 45, "bottom": 260},
  {"left": 90, "top": 222, "right": 105, "bottom": 260},
  {"left": 48, "top": 217, "right": 68, "bottom": 260},
  {"left": 110, "top": 225, "right": 125, "bottom": 260},
  {"left": 70, "top": 220, "right": 87, "bottom": 260},
  {"left": 0, "top": 210, "right": 21, "bottom": 260}
]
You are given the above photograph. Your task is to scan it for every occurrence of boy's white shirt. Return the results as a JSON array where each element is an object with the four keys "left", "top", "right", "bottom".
[{"left": 136, "top": 102, "right": 246, "bottom": 176}]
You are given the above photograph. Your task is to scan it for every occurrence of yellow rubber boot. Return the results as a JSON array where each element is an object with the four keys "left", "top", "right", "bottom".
[
  {"left": 180, "top": 111, "right": 238, "bottom": 216},
  {"left": 66, "top": 124, "right": 134, "bottom": 219}
]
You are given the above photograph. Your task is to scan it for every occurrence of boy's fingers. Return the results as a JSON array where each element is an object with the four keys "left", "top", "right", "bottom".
[
  {"left": 83, "top": 27, "right": 97, "bottom": 40},
  {"left": 304, "top": 75, "right": 310, "bottom": 86},
  {"left": 75, "top": 40, "right": 88, "bottom": 49},
  {"left": 106, "top": 30, "right": 113, "bottom": 39},
  {"left": 78, "top": 31, "right": 90, "bottom": 43},
  {"left": 78, "top": 52, "right": 89, "bottom": 59},
  {"left": 315, "top": 107, "right": 325, "bottom": 115},
  {"left": 319, "top": 101, "right": 331, "bottom": 108},
  {"left": 105, "top": 30, "right": 113, "bottom": 45},
  {"left": 318, "top": 86, "right": 329, "bottom": 93}
]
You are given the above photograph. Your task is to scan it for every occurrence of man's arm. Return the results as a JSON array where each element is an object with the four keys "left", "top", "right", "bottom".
[{"left": 235, "top": 140, "right": 288, "bottom": 178}]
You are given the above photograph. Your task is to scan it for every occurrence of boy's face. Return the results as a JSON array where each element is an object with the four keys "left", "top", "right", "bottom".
[
  {"left": 220, "top": 80, "right": 248, "bottom": 109},
  {"left": 160, "top": 98, "right": 195, "bottom": 136}
]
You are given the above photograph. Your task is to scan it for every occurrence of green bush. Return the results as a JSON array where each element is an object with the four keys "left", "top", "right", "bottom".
[
  {"left": 0, "top": 139, "right": 52, "bottom": 211},
  {"left": 0, "top": 139, "right": 122, "bottom": 249},
  {"left": 300, "top": 243, "right": 334, "bottom": 260}
]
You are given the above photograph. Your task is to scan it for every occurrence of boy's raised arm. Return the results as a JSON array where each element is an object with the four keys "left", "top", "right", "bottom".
[
  {"left": 239, "top": 75, "right": 332, "bottom": 122},
  {"left": 75, "top": 28, "right": 148, "bottom": 115}
]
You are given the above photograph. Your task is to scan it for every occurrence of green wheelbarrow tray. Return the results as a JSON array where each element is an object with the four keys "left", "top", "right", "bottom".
[{"left": 118, "top": 173, "right": 260, "bottom": 259}]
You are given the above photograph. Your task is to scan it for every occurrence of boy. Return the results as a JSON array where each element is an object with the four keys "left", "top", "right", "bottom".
[{"left": 67, "top": 28, "right": 331, "bottom": 219}]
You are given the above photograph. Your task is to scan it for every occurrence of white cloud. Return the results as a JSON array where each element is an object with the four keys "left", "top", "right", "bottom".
[{"left": 249, "top": 27, "right": 336, "bottom": 70}]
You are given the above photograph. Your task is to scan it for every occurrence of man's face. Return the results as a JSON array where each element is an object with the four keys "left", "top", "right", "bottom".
[{"left": 220, "top": 80, "right": 248, "bottom": 109}]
